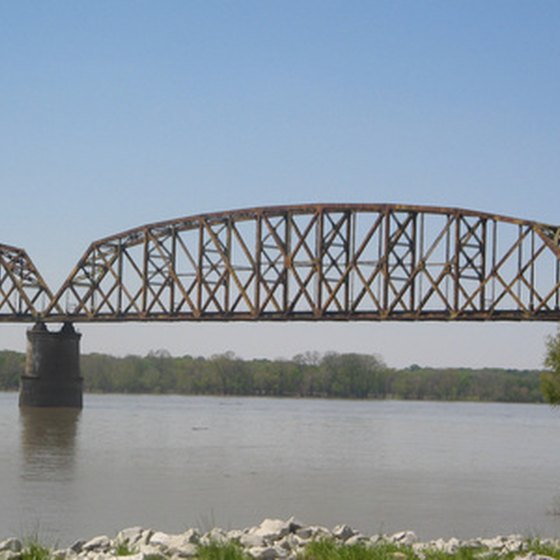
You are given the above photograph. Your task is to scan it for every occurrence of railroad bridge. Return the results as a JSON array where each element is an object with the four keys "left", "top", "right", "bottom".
[{"left": 3, "top": 203, "right": 560, "bottom": 407}]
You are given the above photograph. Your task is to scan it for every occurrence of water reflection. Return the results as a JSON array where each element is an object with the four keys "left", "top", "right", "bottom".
[{"left": 19, "top": 407, "right": 81, "bottom": 482}]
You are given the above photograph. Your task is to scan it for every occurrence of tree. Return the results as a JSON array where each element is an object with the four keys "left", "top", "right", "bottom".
[{"left": 541, "top": 327, "right": 560, "bottom": 404}]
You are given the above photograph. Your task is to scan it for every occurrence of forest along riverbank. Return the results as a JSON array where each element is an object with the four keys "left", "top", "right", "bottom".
[
  {"left": 2, "top": 519, "right": 560, "bottom": 560},
  {"left": 0, "top": 350, "right": 545, "bottom": 402}
]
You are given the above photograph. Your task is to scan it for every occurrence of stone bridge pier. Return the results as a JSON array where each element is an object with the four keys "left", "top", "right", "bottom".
[{"left": 19, "top": 322, "right": 83, "bottom": 408}]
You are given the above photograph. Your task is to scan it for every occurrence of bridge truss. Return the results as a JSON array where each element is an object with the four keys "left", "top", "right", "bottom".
[
  {"left": 0, "top": 243, "right": 55, "bottom": 319},
  {"left": 37, "top": 204, "right": 560, "bottom": 323}
]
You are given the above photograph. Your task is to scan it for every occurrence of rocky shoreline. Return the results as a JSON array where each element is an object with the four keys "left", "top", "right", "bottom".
[{"left": 1, "top": 519, "right": 560, "bottom": 560}]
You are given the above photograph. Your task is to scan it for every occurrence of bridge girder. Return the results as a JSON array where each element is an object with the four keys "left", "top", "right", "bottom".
[
  {"left": 0, "top": 243, "right": 55, "bottom": 319},
  {"left": 33, "top": 203, "right": 560, "bottom": 323}
]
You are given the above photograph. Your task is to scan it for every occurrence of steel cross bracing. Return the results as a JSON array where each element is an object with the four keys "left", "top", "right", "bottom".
[
  {"left": 2, "top": 204, "right": 560, "bottom": 323},
  {"left": 0, "top": 243, "right": 55, "bottom": 319}
]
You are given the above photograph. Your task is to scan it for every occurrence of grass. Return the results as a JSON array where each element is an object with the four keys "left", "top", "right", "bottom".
[
  {"left": 296, "top": 538, "right": 560, "bottom": 560},
  {"left": 10, "top": 536, "right": 560, "bottom": 560},
  {"left": 114, "top": 541, "right": 137, "bottom": 556},
  {"left": 20, "top": 540, "right": 52, "bottom": 560},
  {"left": 196, "top": 540, "right": 249, "bottom": 560},
  {"left": 296, "top": 540, "right": 420, "bottom": 560},
  {"left": 525, "top": 539, "right": 560, "bottom": 560}
]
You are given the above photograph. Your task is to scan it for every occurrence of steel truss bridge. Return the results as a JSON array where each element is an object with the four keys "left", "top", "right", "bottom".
[{"left": 2, "top": 204, "right": 560, "bottom": 323}]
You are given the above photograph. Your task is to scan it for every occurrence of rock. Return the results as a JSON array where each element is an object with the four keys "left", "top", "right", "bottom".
[
  {"left": 295, "top": 525, "right": 331, "bottom": 541},
  {"left": 82, "top": 536, "right": 111, "bottom": 553},
  {"left": 0, "top": 540, "right": 22, "bottom": 553},
  {"left": 120, "top": 554, "right": 144, "bottom": 560},
  {"left": 504, "top": 537, "right": 525, "bottom": 553},
  {"left": 148, "top": 531, "right": 172, "bottom": 549},
  {"left": 239, "top": 533, "right": 266, "bottom": 549},
  {"left": 51, "top": 549, "right": 71, "bottom": 560},
  {"left": 0, "top": 552, "right": 22, "bottom": 560},
  {"left": 286, "top": 517, "right": 303, "bottom": 533},
  {"left": 138, "top": 544, "right": 166, "bottom": 558},
  {"left": 198, "top": 528, "right": 229, "bottom": 546},
  {"left": 443, "top": 538, "right": 462, "bottom": 554},
  {"left": 226, "top": 530, "right": 243, "bottom": 542},
  {"left": 345, "top": 534, "right": 367, "bottom": 546},
  {"left": 482, "top": 537, "right": 507, "bottom": 550},
  {"left": 248, "top": 545, "right": 288, "bottom": 559},
  {"left": 180, "top": 529, "right": 200, "bottom": 545},
  {"left": 390, "top": 531, "right": 418, "bottom": 546},
  {"left": 148, "top": 532, "right": 198, "bottom": 555},
  {"left": 169, "top": 543, "right": 197, "bottom": 558},
  {"left": 116, "top": 527, "right": 144, "bottom": 547},
  {"left": 69, "top": 540, "right": 86, "bottom": 553},
  {"left": 250, "top": 519, "right": 292, "bottom": 542},
  {"left": 333, "top": 524, "right": 357, "bottom": 542},
  {"left": 277, "top": 534, "right": 305, "bottom": 551}
]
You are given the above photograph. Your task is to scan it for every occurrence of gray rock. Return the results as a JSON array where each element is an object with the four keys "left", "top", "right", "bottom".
[
  {"left": 82, "top": 537, "right": 111, "bottom": 553},
  {"left": 70, "top": 540, "right": 86, "bottom": 553},
  {"left": 248, "top": 545, "right": 288, "bottom": 559},
  {"left": 116, "top": 527, "right": 144, "bottom": 547},
  {"left": 333, "top": 524, "right": 357, "bottom": 542},
  {"left": 286, "top": 517, "right": 303, "bottom": 533},
  {"left": 504, "top": 537, "right": 525, "bottom": 553},
  {"left": 226, "top": 530, "right": 243, "bottom": 542},
  {"left": 179, "top": 529, "right": 200, "bottom": 545},
  {"left": 148, "top": 532, "right": 198, "bottom": 555},
  {"left": 169, "top": 543, "right": 197, "bottom": 558},
  {"left": 277, "top": 534, "right": 305, "bottom": 551},
  {"left": 0, "top": 540, "right": 22, "bottom": 553},
  {"left": 443, "top": 538, "right": 462, "bottom": 554},
  {"left": 482, "top": 537, "right": 507, "bottom": 550},
  {"left": 251, "top": 519, "right": 292, "bottom": 542},
  {"left": 516, "top": 555, "right": 556, "bottom": 560},
  {"left": 390, "top": 531, "right": 418, "bottom": 546},
  {"left": 138, "top": 544, "right": 166, "bottom": 558},
  {"left": 0, "top": 552, "right": 22, "bottom": 560},
  {"left": 52, "top": 549, "right": 72, "bottom": 560},
  {"left": 295, "top": 525, "right": 331, "bottom": 541},
  {"left": 199, "top": 528, "right": 229, "bottom": 546},
  {"left": 239, "top": 533, "right": 266, "bottom": 549},
  {"left": 148, "top": 531, "right": 172, "bottom": 549},
  {"left": 345, "top": 534, "right": 368, "bottom": 546}
]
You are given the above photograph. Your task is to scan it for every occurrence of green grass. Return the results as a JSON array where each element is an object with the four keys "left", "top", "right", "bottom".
[
  {"left": 195, "top": 541, "right": 249, "bottom": 560},
  {"left": 422, "top": 547, "right": 503, "bottom": 560},
  {"left": 9, "top": 536, "right": 560, "bottom": 560},
  {"left": 296, "top": 539, "right": 560, "bottom": 560},
  {"left": 20, "top": 540, "right": 52, "bottom": 560},
  {"left": 114, "top": 541, "right": 137, "bottom": 556},
  {"left": 296, "top": 540, "right": 416, "bottom": 560},
  {"left": 525, "top": 539, "right": 560, "bottom": 560}
]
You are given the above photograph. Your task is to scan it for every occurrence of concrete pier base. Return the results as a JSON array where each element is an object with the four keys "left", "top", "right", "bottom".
[{"left": 19, "top": 322, "right": 83, "bottom": 408}]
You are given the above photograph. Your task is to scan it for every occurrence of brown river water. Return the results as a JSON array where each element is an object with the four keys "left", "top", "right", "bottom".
[{"left": 1, "top": 393, "right": 559, "bottom": 545}]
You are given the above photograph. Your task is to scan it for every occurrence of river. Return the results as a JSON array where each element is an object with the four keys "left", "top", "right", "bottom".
[{"left": 1, "top": 393, "right": 559, "bottom": 545}]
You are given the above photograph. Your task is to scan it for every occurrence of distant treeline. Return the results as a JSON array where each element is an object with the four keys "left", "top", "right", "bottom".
[{"left": 0, "top": 349, "right": 546, "bottom": 403}]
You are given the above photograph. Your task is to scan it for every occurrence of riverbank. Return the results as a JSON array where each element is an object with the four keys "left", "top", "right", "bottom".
[{"left": 2, "top": 519, "right": 560, "bottom": 560}]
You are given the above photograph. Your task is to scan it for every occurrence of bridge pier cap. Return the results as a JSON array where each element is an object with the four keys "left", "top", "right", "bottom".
[{"left": 19, "top": 322, "right": 83, "bottom": 408}]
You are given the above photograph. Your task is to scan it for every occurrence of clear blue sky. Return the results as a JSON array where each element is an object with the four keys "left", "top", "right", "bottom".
[{"left": 1, "top": 1, "right": 559, "bottom": 367}]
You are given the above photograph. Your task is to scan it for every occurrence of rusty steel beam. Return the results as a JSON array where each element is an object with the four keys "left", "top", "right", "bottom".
[
  {"left": 40, "top": 203, "right": 560, "bottom": 323},
  {"left": 0, "top": 243, "right": 58, "bottom": 322}
]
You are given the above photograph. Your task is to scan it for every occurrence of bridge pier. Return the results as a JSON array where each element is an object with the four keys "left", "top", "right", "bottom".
[{"left": 19, "top": 322, "right": 83, "bottom": 408}]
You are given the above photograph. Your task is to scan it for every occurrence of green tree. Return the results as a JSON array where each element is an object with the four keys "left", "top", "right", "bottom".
[{"left": 542, "top": 327, "right": 560, "bottom": 404}]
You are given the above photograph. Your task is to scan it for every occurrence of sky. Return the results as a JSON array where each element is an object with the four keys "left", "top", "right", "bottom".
[{"left": 1, "top": 0, "right": 559, "bottom": 368}]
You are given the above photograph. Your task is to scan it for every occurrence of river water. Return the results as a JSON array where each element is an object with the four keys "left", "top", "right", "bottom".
[{"left": 1, "top": 393, "right": 559, "bottom": 545}]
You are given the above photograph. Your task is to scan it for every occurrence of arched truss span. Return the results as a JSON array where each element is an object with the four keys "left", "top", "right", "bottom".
[
  {"left": 0, "top": 243, "right": 55, "bottom": 320},
  {"left": 45, "top": 204, "right": 560, "bottom": 322}
]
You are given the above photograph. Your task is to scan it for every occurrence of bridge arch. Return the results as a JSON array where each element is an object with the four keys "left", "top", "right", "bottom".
[
  {"left": 0, "top": 243, "right": 55, "bottom": 320},
  {"left": 45, "top": 204, "right": 560, "bottom": 323}
]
